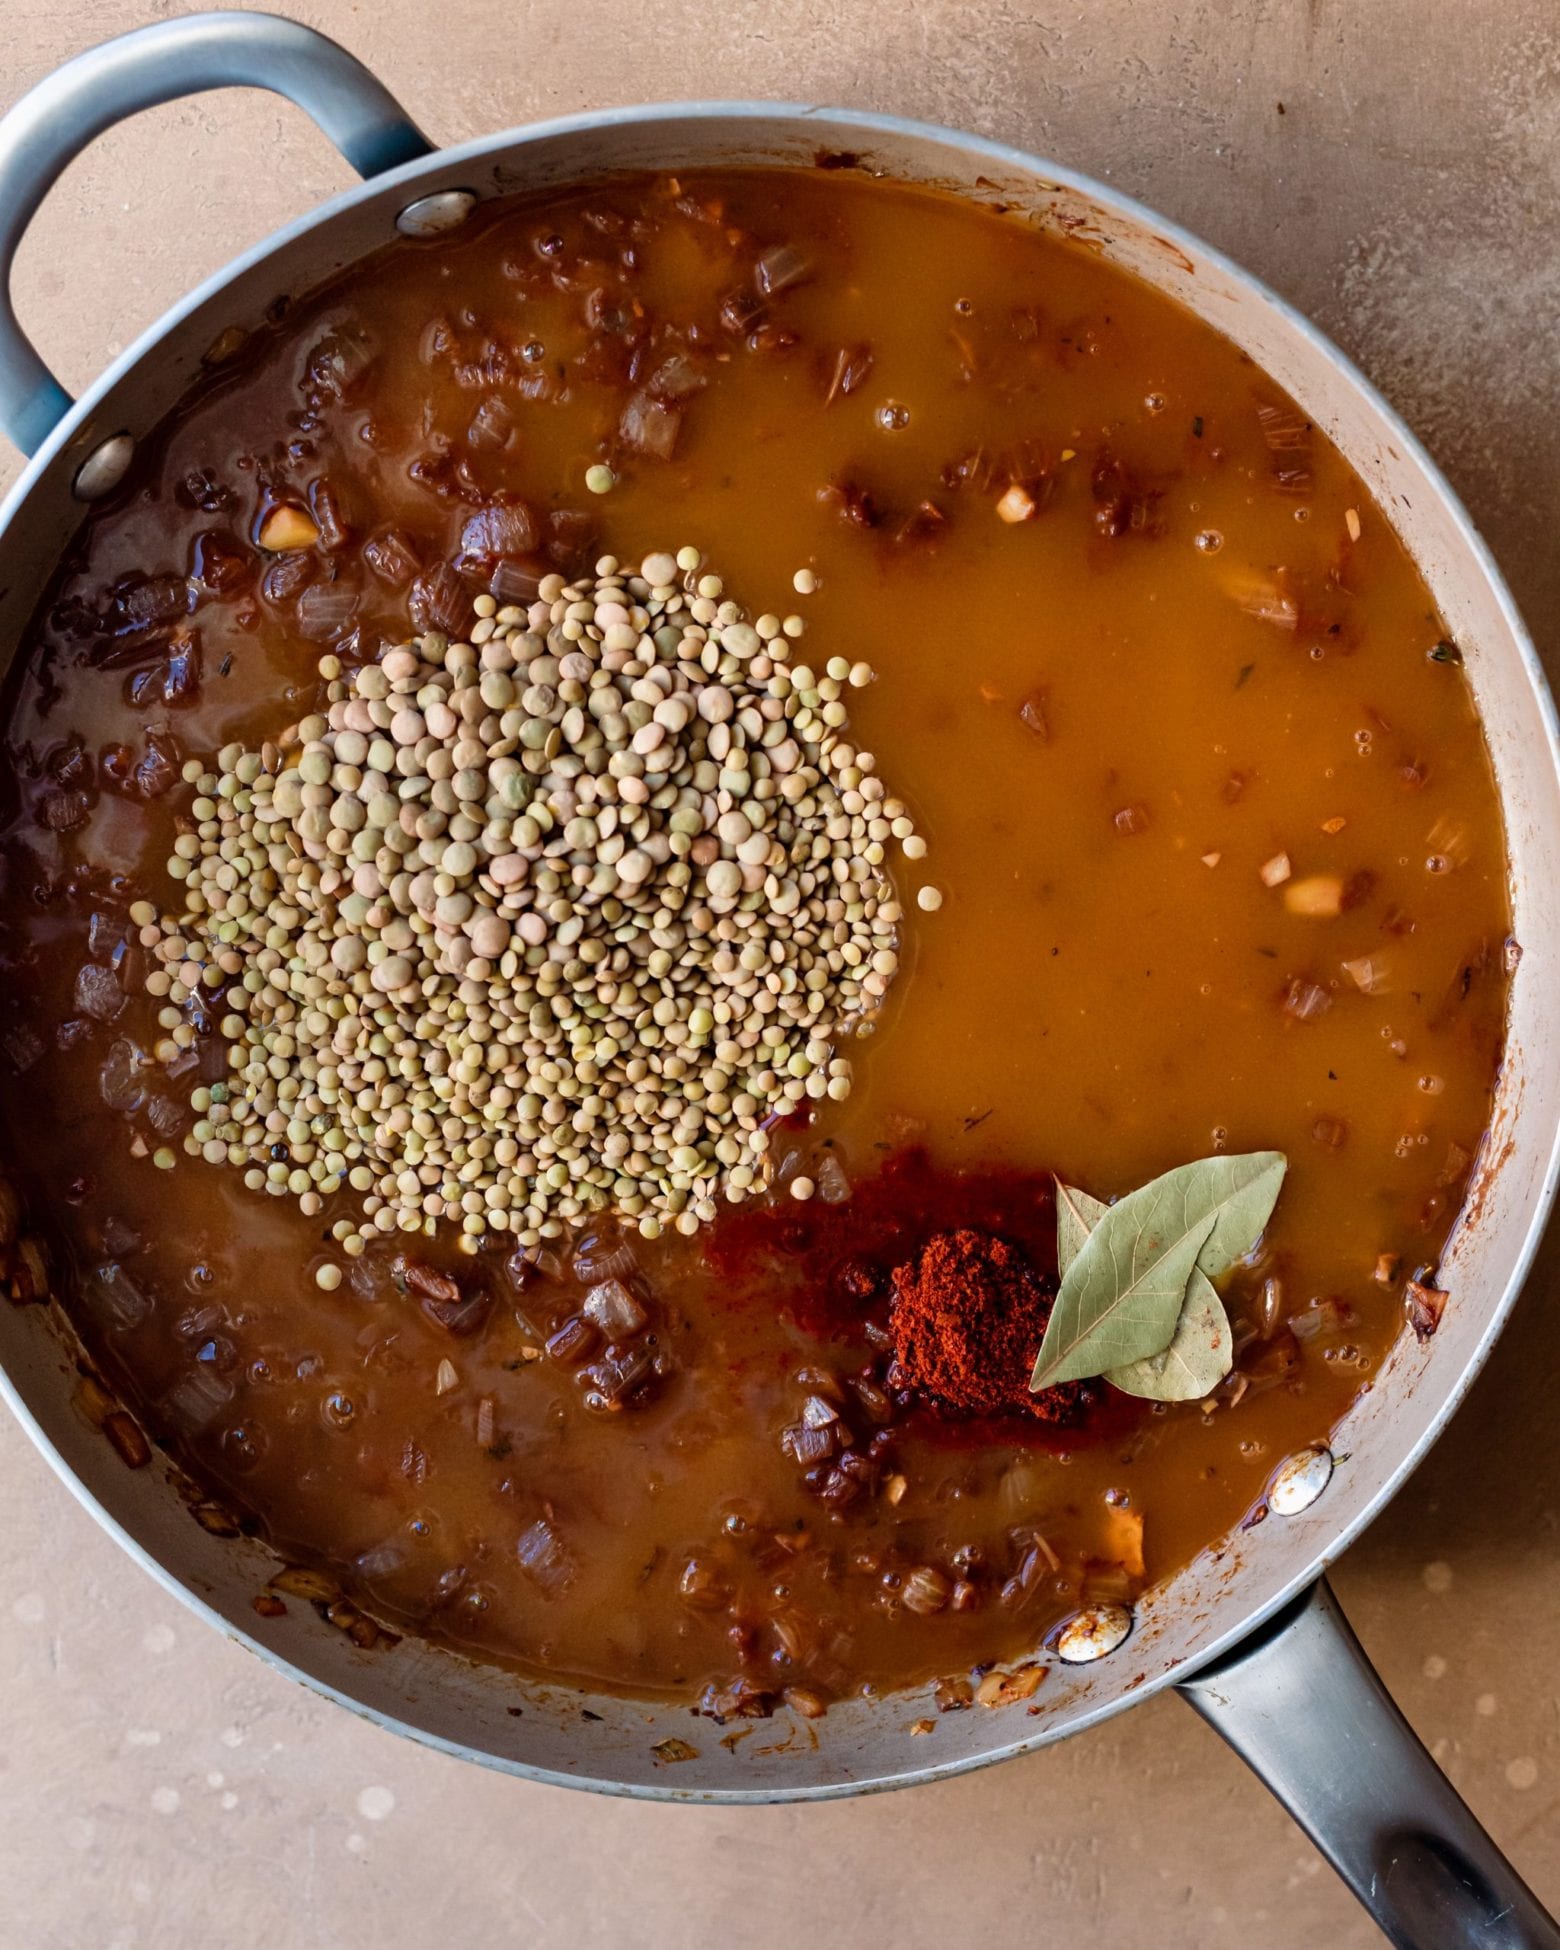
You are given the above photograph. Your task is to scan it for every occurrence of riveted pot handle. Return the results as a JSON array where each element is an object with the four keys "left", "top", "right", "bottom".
[
  {"left": 0, "top": 9, "right": 431, "bottom": 456},
  {"left": 1179, "top": 1578, "right": 1559, "bottom": 1949}
]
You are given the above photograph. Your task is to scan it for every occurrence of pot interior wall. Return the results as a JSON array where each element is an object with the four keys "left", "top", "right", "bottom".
[{"left": 0, "top": 109, "right": 1555, "bottom": 1799}]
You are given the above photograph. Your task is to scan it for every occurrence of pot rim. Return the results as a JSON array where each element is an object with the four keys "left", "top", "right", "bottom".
[{"left": 3, "top": 96, "right": 1558, "bottom": 1803}]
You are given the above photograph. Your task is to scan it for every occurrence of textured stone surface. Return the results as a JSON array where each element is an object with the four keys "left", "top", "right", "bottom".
[{"left": 2, "top": 3, "right": 1558, "bottom": 1945}]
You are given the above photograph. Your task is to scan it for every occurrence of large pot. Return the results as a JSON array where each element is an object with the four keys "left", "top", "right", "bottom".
[{"left": 1, "top": 15, "right": 1556, "bottom": 1944}]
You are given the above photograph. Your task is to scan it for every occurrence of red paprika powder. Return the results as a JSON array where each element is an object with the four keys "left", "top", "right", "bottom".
[{"left": 889, "top": 1228, "right": 1101, "bottom": 1427}]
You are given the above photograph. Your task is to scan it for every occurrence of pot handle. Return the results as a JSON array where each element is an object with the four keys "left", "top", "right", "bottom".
[
  {"left": 1179, "top": 1578, "right": 1559, "bottom": 1948},
  {"left": 0, "top": 9, "right": 432, "bottom": 456}
]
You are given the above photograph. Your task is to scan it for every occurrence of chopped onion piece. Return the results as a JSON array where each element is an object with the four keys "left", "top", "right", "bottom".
[
  {"left": 509, "top": 1244, "right": 563, "bottom": 1286},
  {"left": 99, "top": 1036, "right": 150, "bottom": 1111},
  {"left": 647, "top": 352, "right": 707, "bottom": 400},
  {"left": 814, "top": 1152, "right": 851, "bottom": 1205},
  {"left": 822, "top": 342, "right": 875, "bottom": 403},
  {"left": 258, "top": 504, "right": 320, "bottom": 552},
  {"left": 1103, "top": 1506, "right": 1145, "bottom": 1579},
  {"left": 488, "top": 557, "right": 544, "bottom": 604},
  {"left": 755, "top": 245, "right": 813, "bottom": 296},
  {"left": 164, "top": 1364, "right": 234, "bottom": 1432},
  {"left": 467, "top": 395, "right": 514, "bottom": 451},
  {"left": 409, "top": 562, "right": 469, "bottom": 637},
  {"left": 516, "top": 1518, "right": 573, "bottom": 1596},
  {"left": 460, "top": 502, "right": 538, "bottom": 559},
  {"left": 362, "top": 527, "right": 420, "bottom": 589},
  {"left": 295, "top": 578, "right": 360, "bottom": 643},
  {"left": 619, "top": 393, "right": 682, "bottom": 459},
  {"left": 781, "top": 1422, "right": 836, "bottom": 1466},
  {"left": 1405, "top": 1281, "right": 1448, "bottom": 1340},
  {"left": 572, "top": 1235, "right": 638, "bottom": 1285},
  {"left": 1426, "top": 814, "right": 1473, "bottom": 868},
  {"left": 1281, "top": 977, "right": 1333, "bottom": 1022},
  {"left": 581, "top": 1277, "right": 647, "bottom": 1340},
  {"left": 975, "top": 1663, "right": 1046, "bottom": 1706},
  {"left": 83, "top": 1260, "right": 151, "bottom": 1331},
  {"left": 1341, "top": 954, "right": 1389, "bottom": 994},
  {"left": 75, "top": 963, "right": 125, "bottom": 1023},
  {"left": 1260, "top": 851, "right": 1292, "bottom": 888},
  {"left": 901, "top": 1565, "right": 952, "bottom": 1616},
  {"left": 1225, "top": 571, "right": 1299, "bottom": 629},
  {"left": 355, "top": 1539, "right": 408, "bottom": 1579},
  {"left": 996, "top": 483, "right": 1036, "bottom": 523},
  {"left": 1284, "top": 873, "right": 1343, "bottom": 917}
]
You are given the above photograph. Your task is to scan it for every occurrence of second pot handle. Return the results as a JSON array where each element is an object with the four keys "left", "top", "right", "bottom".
[
  {"left": 1178, "top": 1578, "right": 1558, "bottom": 1949},
  {"left": 0, "top": 9, "right": 432, "bottom": 456}
]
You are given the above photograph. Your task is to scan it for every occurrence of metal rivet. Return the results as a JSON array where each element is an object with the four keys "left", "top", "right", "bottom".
[
  {"left": 1055, "top": 1602, "right": 1133, "bottom": 1665},
  {"left": 1268, "top": 1444, "right": 1334, "bottom": 1517},
  {"left": 72, "top": 432, "right": 134, "bottom": 502},
  {"left": 395, "top": 189, "right": 479, "bottom": 238}
]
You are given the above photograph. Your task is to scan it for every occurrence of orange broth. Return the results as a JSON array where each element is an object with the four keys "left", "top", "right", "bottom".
[{"left": 0, "top": 169, "right": 1510, "bottom": 1712}]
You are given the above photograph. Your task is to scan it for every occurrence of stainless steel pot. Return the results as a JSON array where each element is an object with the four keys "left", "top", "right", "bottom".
[{"left": 1, "top": 15, "right": 1556, "bottom": 1943}]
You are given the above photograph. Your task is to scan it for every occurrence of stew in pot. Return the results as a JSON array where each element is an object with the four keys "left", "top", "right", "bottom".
[{"left": 0, "top": 166, "right": 1511, "bottom": 1721}]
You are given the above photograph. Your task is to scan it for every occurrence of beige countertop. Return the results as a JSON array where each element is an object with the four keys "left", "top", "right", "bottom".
[{"left": 2, "top": 2, "right": 1558, "bottom": 1943}]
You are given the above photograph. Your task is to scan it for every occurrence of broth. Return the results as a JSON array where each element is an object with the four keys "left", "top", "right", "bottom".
[{"left": 0, "top": 168, "right": 1510, "bottom": 1714}]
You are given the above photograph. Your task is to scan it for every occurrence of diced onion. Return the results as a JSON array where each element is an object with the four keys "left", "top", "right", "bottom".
[
  {"left": 1341, "top": 954, "right": 1389, "bottom": 994},
  {"left": 1284, "top": 874, "right": 1343, "bottom": 917},
  {"left": 581, "top": 1277, "right": 647, "bottom": 1340},
  {"left": 1260, "top": 851, "right": 1292, "bottom": 887}
]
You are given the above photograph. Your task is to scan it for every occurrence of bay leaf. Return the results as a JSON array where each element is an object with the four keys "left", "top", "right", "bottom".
[
  {"left": 1055, "top": 1182, "right": 1107, "bottom": 1276},
  {"left": 1105, "top": 1268, "right": 1232, "bottom": 1401},
  {"left": 1030, "top": 1201, "right": 1217, "bottom": 1390},
  {"left": 1181, "top": 1149, "right": 1288, "bottom": 1280},
  {"left": 1033, "top": 1151, "right": 1285, "bottom": 1392},
  {"left": 1054, "top": 1178, "right": 1234, "bottom": 1399}
]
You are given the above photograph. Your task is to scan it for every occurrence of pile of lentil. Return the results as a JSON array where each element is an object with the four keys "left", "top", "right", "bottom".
[{"left": 132, "top": 549, "right": 933, "bottom": 1250}]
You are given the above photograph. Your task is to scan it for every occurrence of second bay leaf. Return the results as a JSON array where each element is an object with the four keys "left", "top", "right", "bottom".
[
  {"left": 1180, "top": 1149, "right": 1287, "bottom": 1280},
  {"left": 1055, "top": 1180, "right": 1107, "bottom": 1277},
  {"left": 1105, "top": 1268, "right": 1233, "bottom": 1401}
]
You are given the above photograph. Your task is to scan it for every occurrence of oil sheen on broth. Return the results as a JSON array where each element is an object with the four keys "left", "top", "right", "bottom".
[{"left": 0, "top": 169, "right": 1510, "bottom": 1714}]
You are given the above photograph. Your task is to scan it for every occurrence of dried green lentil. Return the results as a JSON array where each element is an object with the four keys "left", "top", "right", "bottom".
[{"left": 136, "top": 552, "right": 930, "bottom": 1241}]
